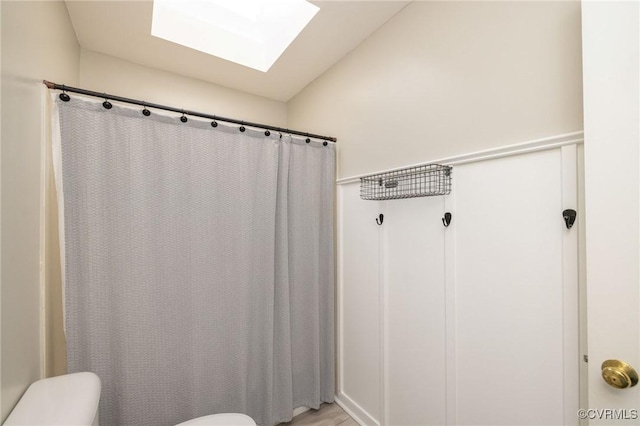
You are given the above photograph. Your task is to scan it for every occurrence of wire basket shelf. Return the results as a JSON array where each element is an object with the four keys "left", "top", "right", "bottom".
[{"left": 360, "top": 164, "right": 452, "bottom": 200}]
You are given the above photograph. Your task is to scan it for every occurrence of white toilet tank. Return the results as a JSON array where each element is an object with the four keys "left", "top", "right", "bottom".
[{"left": 4, "top": 372, "right": 101, "bottom": 426}]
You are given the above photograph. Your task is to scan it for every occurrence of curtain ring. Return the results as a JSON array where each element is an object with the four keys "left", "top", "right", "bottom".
[
  {"left": 323, "top": 141, "right": 328, "bottom": 146},
  {"left": 180, "top": 110, "right": 188, "bottom": 123},
  {"left": 211, "top": 115, "right": 218, "bottom": 127},
  {"left": 102, "top": 94, "right": 112, "bottom": 109},
  {"left": 59, "top": 85, "right": 70, "bottom": 102},
  {"left": 142, "top": 104, "right": 150, "bottom": 116},
  {"left": 239, "top": 121, "right": 245, "bottom": 132}
]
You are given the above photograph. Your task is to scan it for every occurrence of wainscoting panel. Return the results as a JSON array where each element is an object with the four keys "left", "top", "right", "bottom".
[
  {"left": 383, "top": 196, "right": 446, "bottom": 426},
  {"left": 453, "top": 149, "right": 576, "bottom": 425},
  {"left": 338, "top": 183, "right": 383, "bottom": 424},
  {"left": 337, "top": 134, "right": 582, "bottom": 426}
]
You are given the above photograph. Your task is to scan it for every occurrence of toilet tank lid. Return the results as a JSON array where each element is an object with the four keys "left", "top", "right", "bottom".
[
  {"left": 4, "top": 372, "right": 101, "bottom": 426},
  {"left": 176, "top": 413, "right": 257, "bottom": 426}
]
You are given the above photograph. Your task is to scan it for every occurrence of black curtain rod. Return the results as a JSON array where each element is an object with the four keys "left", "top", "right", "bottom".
[{"left": 43, "top": 80, "right": 337, "bottom": 143}]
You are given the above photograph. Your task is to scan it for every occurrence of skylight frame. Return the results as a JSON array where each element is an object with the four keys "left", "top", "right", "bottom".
[{"left": 151, "top": 0, "right": 320, "bottom": 72}]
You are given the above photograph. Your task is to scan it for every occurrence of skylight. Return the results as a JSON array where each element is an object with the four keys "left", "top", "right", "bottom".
[{"left": 151, "top": 0, "right": 319, "bottom": 72}]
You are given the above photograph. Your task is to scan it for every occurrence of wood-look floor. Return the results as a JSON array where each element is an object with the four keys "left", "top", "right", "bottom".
[{"left": 279, "top": 403, "right": 357, "bottom": 426}]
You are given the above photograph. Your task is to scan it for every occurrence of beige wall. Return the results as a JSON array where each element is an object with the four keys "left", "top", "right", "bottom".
[
  {"left": 1, "top": 1, "right": 80, "bottom": 421},
  {"left": 79, "top": 49, "right": 288, "bottom": 127},
  {"left": 288, "top": 1, "right": 584, "bottom": 179}
]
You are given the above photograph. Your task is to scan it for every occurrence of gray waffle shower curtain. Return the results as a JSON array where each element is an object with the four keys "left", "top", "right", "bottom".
[{"left": 53, "top": 97, "right": 335, "bottom": 426}]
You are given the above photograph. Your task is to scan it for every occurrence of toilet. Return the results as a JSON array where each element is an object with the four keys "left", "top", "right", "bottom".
[
  {"left": 5, "top": 373, "right": 256, "bottom": 426},
  {"left": 4, "top": 372, "right": 101, "bottom": 425},
  {"left": 176, "top": 413, "right": 256, "bottom": 425}
]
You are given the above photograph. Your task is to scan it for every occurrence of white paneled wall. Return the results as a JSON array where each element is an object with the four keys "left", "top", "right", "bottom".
[
  {"left": 384, "top": 197, "right": 446, "bottom": 426},
  {"left": 338, "top": 183, "right": 383, "bottom": 423},
  {"left": 453, "top": 150, "right": 569, "bottom": 425},
  {"left": 336, "top": 141, "right": 581, "bottom": 426}
]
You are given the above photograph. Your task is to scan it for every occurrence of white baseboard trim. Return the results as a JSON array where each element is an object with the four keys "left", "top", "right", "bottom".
[{"left": 335, "top": 392, "right": 380, "bottom": 426}]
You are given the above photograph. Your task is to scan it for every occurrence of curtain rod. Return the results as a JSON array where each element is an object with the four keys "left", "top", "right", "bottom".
[{"left": 43, "top": 80, "right": 337, "bottom": 143}]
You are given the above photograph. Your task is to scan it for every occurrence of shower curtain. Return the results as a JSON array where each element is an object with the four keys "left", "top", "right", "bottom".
[{"left": 52, "top": 96, "right": 335, "bottom": 426}]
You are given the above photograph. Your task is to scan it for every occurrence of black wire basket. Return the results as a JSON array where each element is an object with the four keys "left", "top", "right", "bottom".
[{"left": 360, "top": 164, "right": 452, "bottom": 200}]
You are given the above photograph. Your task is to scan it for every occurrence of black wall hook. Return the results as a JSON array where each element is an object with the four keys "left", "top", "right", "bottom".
[
  {"left": 442, "top": 212, "right": 452, "bottom": 227},
  {"left": 376, "top": 214, "right": 384, "bottom": 225},
  {"left": 563, "top": 209, "right": 577, "bottom": 229}
]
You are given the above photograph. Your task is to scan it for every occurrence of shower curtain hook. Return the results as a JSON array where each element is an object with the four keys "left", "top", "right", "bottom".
[
  {"left": 211, "top": 115, "right": 218, "bottom": 127},
  {"left": 59, "top": 85, "right": 71, "bottom": 102},
  {"left": 305, "top": 133, "right": 311, "bottom": 143},
  {"left": 142, "top": 103, "right": 151, "bottom": 116},
  {"left": 180, "top": 110, "right": 188, "bottom": 123},
  {"left": 102, "top": 93, "right": 112, "bottom": 109},
  {"left": 239, "top": 121, "right": 246, "bottom": 132}
]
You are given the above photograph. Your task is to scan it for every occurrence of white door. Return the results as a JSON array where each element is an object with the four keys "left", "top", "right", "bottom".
[
  {"left": 582, "top": 1, "right": 640, "bottom": 422},
  {"left": 450, "top": 148, "right": 579, "bottom": 425}
]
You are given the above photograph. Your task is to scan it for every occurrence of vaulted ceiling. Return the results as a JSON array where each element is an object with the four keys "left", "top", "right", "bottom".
[{"left": 65, "top": 1, "right": 410, "bottom": 101}]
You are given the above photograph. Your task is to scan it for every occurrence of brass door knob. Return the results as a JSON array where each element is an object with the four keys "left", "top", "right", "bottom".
[{"left": 601, "top": 360, "right": 639, "bottom": 389}]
